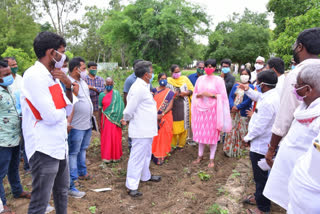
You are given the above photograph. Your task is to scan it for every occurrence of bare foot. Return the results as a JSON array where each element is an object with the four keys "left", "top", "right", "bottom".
[
  {"left": 192, "top": 156, "right": 203, "bottom": 164},
  {"left": 208, "top": 160, "right": 214, "bottom": 168}
]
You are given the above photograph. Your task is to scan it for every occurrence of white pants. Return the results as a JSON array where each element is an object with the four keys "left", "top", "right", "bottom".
[{"left": 126, "top": 138, "right": 152, "bottom": 190}]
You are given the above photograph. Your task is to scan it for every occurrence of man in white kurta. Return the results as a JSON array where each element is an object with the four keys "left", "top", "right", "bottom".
[{"left": 122, "top": 61, "right": 159, "bottom": 197}]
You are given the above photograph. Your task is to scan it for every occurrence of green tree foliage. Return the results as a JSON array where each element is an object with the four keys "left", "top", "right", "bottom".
[
  {"left": 267, "top": 0, "right": 319, "bottom": 37},
  {"left": 99, "top": 0, "right": 209, "bottom": 70},
  {"left": 1, "top": 46, "right": 35, "bottom": 74},
  {"left": 206, "top": 9, "right": 270, "bottom": 65},
  {"left": 272, "top": 7, "right": 320, "bottom": 65},
  {"left": 0, "top": 0, "right": 39, "bottom": 56}
]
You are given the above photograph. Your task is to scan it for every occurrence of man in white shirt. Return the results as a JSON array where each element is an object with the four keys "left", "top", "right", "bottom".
[
  {"left": 250, "top": 56, "right": 265, "bottom": 84},
  {"left": 265, "top": 57, "right": 285, "bottom": 96},
  {"left": 67, "top": 57, "right": 93, "bottom": 198},
  {"left": 121, "top": 61, "right": 160, "bottom": 197},
  {"left": 265, "top": 27, "right": 320, "bottom": 167},
  {"left": 242, "top": 70, "right": 280, "bottom": 214},
  {"left": 21, "top": 31, "right": 74, "bottom": 214}
]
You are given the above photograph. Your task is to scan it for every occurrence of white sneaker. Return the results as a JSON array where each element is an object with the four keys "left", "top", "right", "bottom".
[
  {"left": 45, "top": 204, "right": 55, "bottom": 213},
  {"left": 68, "top": 190, "right": 86, "bottom": 199}
]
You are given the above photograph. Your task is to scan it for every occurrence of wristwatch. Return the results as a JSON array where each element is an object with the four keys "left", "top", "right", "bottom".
[{"left": 66, "top": 84, "right": 73, "bottom": 92}]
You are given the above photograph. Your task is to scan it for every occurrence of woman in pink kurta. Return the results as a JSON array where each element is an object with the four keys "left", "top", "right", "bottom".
[{"left": 191, "top": 59, "right": 232, "bottom": 167}]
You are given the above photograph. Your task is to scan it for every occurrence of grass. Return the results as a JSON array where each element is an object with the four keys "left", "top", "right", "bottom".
[
  {"left": 231, "top": 169, "right": 241, "bottom": 179},
  {"left": 198, "top": 171, "right": 211, "bottom": 181},
  {"left": 206, "top": 204, "right": 229, "bottom": 214}
]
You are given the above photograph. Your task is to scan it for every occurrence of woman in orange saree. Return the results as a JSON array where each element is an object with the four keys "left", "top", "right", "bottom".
[{"left": 151, "top": 73, "right": 174, "bottom": 165}]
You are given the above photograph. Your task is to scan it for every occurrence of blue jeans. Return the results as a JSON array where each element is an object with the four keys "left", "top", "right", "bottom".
[
  {"left": 68, "top": 128, "right": 92, "bottom": 191},
  {"left": 0, "top": 145, "right": 23, "bottom": 205}
]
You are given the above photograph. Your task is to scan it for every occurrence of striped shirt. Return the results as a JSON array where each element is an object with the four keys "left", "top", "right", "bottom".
[{"left": 85, "top": 75, "right": 105, "bottom": 111}]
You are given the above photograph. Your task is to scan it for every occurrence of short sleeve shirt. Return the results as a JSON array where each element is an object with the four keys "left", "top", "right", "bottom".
[{"left": 123, "top": 73, "right": 137, "bottom": 93}]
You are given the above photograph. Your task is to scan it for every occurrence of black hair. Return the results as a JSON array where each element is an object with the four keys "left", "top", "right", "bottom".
[
  {"left": 257, "top": 69, "right": 278, "bottom": 89},
  {"left": 33, "top": 31, "right": 67, "bottom": 59},
  {"left": 297, "top": 28, "right": 320, "bottom": 55},
  {"left": 0, "top": 60, "right": 9, "bottom": 68},
  {"left": 240, "top": 68, "right": 252, "bottom": 83},
  {"left": 170, "top": 64, "right": 179, "bottom": 73},
  {"left": 134, "top": 61, "right": 152, "bottom": 78},
  {"left": 69, "top": 57, "right": 86, "bottom": 73},
  {"left": 220, "top": 58, "right": 232, "bottom": 66},
  {"left": 158, "top": 72, "right": 167, "bottom": 80},
  {"left": 133, "top": 59, "right": 144, "bottom": 68},
  {"left": 196, "top": 61, "right": 205, "bottom": 67},
  {"left": 267, "top": 57, "right": 285, "bottom": 74},
  {"left": 65, "top": 56, "right": 69, "bottom": 62},
  {"left": 87, "top": 61, "right": 97, "bottom": 68},
  {"left": 3, "top": 57, "right": 16, "bottom": 63},
  {"left": 205, "top": 59, "right": 217, "bottom": 67}
]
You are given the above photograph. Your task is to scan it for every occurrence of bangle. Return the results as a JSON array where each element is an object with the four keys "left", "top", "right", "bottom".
[{"left": 162, "top": 112, "right": 165, "bottom": 116}]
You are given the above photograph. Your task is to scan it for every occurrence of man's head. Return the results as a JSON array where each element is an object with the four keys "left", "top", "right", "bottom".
[
  {"left": 3, "top": 57, "right": 18, "bottom": 75},
  {"left": 134, "top": 61, "right": 153, "bottom": 83},
  {"left": 87, "top": 61, "right": 98, "bottom": 76},
  {"left": 254, "top": 56, "right": 265, "bottom": 72},
  {"left": 266, "top": 57, "right": 285, "bottom": 76},
  {"left": 295, "top": 63, "right": 320, "bottom": 105},
  {"left": 133, "top": 59, "right": 144, "bottom": 69},
  {"left": 105, "top": 77, "right": 114, "bottom": 91},
  {"left": 205, "top": 59, "right": 216, "bottom": 68},
  {"left": 196, "top": 61, "right": 205, "bottom": 76},
  {"left": 33, "top": 31, "right": 67, "bottom": 69},
  {"left": 220, "top": 59, "right": 232, "bottom": 75},
  {"left": 0, "top": 61, "right": 14, "bottom": 87},
  {"left": 69, "top": 57, "right": 86, "bottom": 80},
  {"left": 293, "top": 28, "right": 320, "bottom": 64},
  {"left": 256, "top": 69, "right": 278, "bottom": 93}
]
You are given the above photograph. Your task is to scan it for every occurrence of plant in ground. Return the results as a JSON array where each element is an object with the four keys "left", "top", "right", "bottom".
[
  {"left": 231, "top": 169, "right": 241, "bottom": 178},
  {"left": 206, "top": 204, "right": 229, "bottom": 214},
  {"left": 198, "top": 171, "right": 211, "bottom": 181},
  {"left": 217, "top": 186, "right": 225, "bottom": 195},
  {"left": 89, "top": 206, "right": 96, "bottom": 214}
]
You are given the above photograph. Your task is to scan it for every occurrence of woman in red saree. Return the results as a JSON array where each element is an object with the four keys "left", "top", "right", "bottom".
[
  {"left": 151, "top": 73, "right": 174, "bottom": 165},
  {"left": 99, "top": 77, "right": 124, "bottom": 163}
]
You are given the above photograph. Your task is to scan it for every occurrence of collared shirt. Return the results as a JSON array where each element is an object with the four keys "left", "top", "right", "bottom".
[
  {"left": 10, "top": 74, "right": 23, "bottom": 114},
  {"left": 85, "top": 75, "right": 105, "bottom": 111},
  {"left": 123, "top": 78, "right": 157, "bottom": 138},
  {"left": 123, "top": 73, "right": 137, "bottom": 93},
  {"left": 188, "top": 73, "right": 200, "bottom": 86},
  {"left": 272, "top": 59, "right": 320, "bottom": 137},
  {"left": 21, "top": 61, "right": 71, "bottom": 160},
  {"left": 275, "top": 74, "right": 285, "bottom": 96},
  {"left": 69, "top": 76, "right": 93, "bottom": 130},
  {"left": 244, "top": 88, "right": 280, "bottom": 155},
  {"left": 251, "top": 70, "right": 257, "bottom": 83},
  {"left": 0, "top": 86, "right": 21, "bottom": 147}
]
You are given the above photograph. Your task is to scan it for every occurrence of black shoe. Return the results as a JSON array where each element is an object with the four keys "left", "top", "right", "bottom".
[
  {"left": 148, "top": 175, "right": 161, "bottom": 182},
  {"left": 128, "top": 189, "right": 143, "bottom": 197}
]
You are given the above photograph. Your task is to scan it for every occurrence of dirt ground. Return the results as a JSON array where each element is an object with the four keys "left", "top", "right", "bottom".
[{"left": 4, "top": 130, "right": 285, "bottom": 214}]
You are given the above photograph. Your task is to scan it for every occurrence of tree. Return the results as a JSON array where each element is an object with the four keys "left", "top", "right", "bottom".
[
  {"left": 272, "top": 7, "right": 320, "bottom": 65},
  {"left": 267, "top": 0, "right": 318, "bottom": 37},
  {"left": 31, "top": 0, "right": 81, "bottom": 36},
  {"left": 99, "top": 0, "right": 209, "bottom": 70},
  {"left": 206, "top": 9, "right": 271, "bottom": 65}
]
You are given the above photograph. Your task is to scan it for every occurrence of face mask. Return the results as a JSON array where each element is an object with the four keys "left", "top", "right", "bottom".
[
  {"left": 61, "top": 67, "right": 68, "bottom": 74},
  {"left": 240, "top": 75, "right": 250, "bottom": 83},
  {"left": 78, "top": 68, "right": 87, "bottom": 80},
  {"left": 172, "top": 72, "right": 181, "bottom": 79},
  {"left": 106, "top": 85, "right": 113, "bottom": 91},
  {"left": 291, "top": 65, "right": 296, "bottom": 70},
  {"left": 159, "top": 79, "right": 167, "bottom": 86},
  {"left": 221, "top": 67, "right": 230, "bottom": 74},
  {"left": 11, "top": 67, "right": 18, "bottom": 74},
  {"left": 205, "top": 68, "right": 215, "bottom": 75},
  {"left": 150, "top": 73, "right": 154, "bottom": 83},
  {"left": 197, "top": 68, "right": 204, "bottom": 75},
  {"left": 0, "top": 74, "right": 14, "bottom": 87},
  {"left": 293, "top": 85, "right": 310, "bottom": 101},
  {"left": 89, "top": 69, "right": 97, "bottom": 76},
  {"left": 257, "top": 82, "right": 276, "bottom": 92},
  {"left": 254, "top": 63, "right": 264, "bottom": 71},
  {"left": 52, "top": 50, "right": 66, "bottom": 69}
]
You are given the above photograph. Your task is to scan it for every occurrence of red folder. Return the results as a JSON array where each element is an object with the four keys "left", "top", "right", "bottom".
[{"left": 26, "top": 84, "right": 67, "bottom": 120}]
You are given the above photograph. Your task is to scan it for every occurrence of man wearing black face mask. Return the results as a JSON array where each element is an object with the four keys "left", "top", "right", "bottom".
[
  {"left": 265, "top": 28, "right": 320, "bottom": 168},
  {"left": 188, "top": 61, "right": 205, "bottom": 86},
  {"left": 20, "top": 32, "right": 74, "bottom": 214}
]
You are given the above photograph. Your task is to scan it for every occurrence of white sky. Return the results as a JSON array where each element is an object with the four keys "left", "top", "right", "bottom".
[{"left": 39, "top": 0, "right": 274, "bottom": 44}]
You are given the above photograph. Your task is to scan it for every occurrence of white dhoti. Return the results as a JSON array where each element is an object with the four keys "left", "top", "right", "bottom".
[{"left": 126, "top": 138, "right": 153, "bottom": 190}]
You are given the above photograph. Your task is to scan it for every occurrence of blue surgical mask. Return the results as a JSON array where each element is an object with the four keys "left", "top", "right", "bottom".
[
  {"left": 150, "top": 73, "right": 154, "bottom": 83},
  {"left": 106, "top": 85, "right": 113, "bottom": 91},
  {"left": 291, "top": 65, "right": 296, "bottom": 70},
  {"left": 222, "top": 67, "right": 230, "bottom": 74},
  {"left": 0, "top": 74, "right": 14, "bottom": 87},
  {"left": 159, "top": 79, "right": 167, "bottom": 86}
]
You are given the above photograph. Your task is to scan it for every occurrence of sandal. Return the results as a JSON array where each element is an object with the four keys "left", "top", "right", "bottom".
[
  {"left": 14, "top": 191, "right": 31, "bottom": 199},
  {"left": 78, "top": 174, "right": 92, "bottom": 180},
  {"left": 246, "top": 208, "right": 269, "bottom": 214},
  {"left": 192, "top": 156, "right": 203, "bottom": 164},
  {"left": 242, "top": 195, "right": 256, "bottom": 205},
  {"left": 1, "top": 206, "right": 15, "bottom": 214},
  {"left": 208, "top": 160, "right": 215, "bottom": 168}
]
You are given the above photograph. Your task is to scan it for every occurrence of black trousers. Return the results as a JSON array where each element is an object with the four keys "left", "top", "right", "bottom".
[
  {"left": 250, "top": 151, "right": 271, "bottom": 212},
  {"left": 28, "top": 152, "right": 69, "bottom": 214}
]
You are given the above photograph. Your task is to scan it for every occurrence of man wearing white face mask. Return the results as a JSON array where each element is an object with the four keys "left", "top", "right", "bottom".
[
  {"left": 67, "top": 57, "right": 93, "bottom": 199},
  {"left": 251, "top": 56, "right": 265, "bottom": 84}
]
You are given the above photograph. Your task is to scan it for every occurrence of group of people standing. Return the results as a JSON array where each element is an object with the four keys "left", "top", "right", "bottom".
[{"left": 0, "top": 27, "right": 320, "bottom": 214}]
